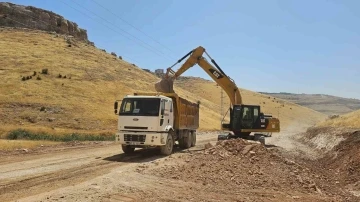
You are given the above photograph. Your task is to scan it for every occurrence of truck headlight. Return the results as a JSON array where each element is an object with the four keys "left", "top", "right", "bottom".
[{"left": 160, "top": 134, "right": 165, "bottom": 144}]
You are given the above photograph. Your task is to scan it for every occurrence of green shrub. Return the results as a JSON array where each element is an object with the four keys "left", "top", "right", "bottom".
[{"left": 6, "top": 129, "right": 115, "bottom": 142}]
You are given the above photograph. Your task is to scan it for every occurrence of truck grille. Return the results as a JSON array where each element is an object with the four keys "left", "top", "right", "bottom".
[
  {"left": 124, "top": 134, "right": 146, "bottom": 142},
  {"left": 124, "top": 126, "right": 148, "bottom": 130}
]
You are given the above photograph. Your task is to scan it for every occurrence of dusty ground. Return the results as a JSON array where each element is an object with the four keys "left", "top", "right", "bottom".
[{"left": 0, "top": 127, "right": 359, "bottom": 202}]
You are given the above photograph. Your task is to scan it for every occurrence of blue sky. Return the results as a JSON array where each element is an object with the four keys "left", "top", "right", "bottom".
[{"left": 5, "top": 0, "right": 360, "bottom": 99}]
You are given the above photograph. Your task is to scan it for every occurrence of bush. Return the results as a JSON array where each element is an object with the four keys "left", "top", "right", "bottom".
[
  {"left": 6, "top": 129, "right": 115, "bottom": 142},
  {"left": 41, "top": 69, "right": 48, "bottom": 74},
  {"left": 328, "top": 114, "right": 340, "bottom": 119}
]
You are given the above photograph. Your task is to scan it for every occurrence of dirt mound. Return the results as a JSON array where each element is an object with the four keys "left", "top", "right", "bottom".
[
  {"left": 141, "top": 139, "right": 360, "bottom": 200},
  {"left": 318, "top": 130, "right": 360, "bottom": 187},
  {"left": 149, "top": 139, "right": 333, "bottom": 196},
  {"left": 298, "top": 126, "right": 355, "bottom": 153},
  {"left": 294, "top": 126, "right": 360, "bottom": 198}
]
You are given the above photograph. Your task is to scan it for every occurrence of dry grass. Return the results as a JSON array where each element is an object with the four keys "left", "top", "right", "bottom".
[
  {"left": 0, "top": 27, "right": 327, "bottom": 142},
  {"left": 316, "top": 110, "right": 360, "bottom": 129},
  {"left": 0, "top": 139, "right": 59, "bottom": 150}
]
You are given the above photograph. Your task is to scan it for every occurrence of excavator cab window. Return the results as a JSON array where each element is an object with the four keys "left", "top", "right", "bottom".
[
  {"left": 240, "top": 106, "right": 253, "bottom": 129},
  {"left": 230, "top": 105, "right": 242, "bottom": 131},
  {"left": 239, "top": 105, "right": 261, "bottom": 129},
  {"left": 253, "top": 107, "right": 259, "bottom": 124}
]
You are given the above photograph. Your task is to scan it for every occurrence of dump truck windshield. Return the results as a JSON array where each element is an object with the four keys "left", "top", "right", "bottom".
[{"left": 119, "top": 98, "right": 160, "bottom": 116}]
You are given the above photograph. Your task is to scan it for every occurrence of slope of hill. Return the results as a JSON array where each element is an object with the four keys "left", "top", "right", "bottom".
[
  {"left": 260, "top": 92, "right": 360, "bottom": 115},
  {"left": 316, "top": 109, "right": 360, "bottom": 129},
  {"left": 0, "top": 27, "right": 326, "bottom": 138},
  {"left": 299, "top": 109, "right": 360, "bottom": 196}
]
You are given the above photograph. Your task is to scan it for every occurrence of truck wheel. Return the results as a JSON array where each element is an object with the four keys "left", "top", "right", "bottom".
[
  {"left": 160, "top": 133, "right": 174, "bottom": 156},
  {"left": 191, "top": 131, "right": 196, "bottom": 147},
  {"left": 179, "top": 131, "right": 192, "bottom": 149},
  {"left": 121, "top": 145, "right": 135, "bottom": 154},
  {"left": 259, "top": 136, "right": 265, "bottom": 145}
]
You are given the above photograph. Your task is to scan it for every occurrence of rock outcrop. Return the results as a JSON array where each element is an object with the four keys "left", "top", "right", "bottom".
[{"left": 0, "top": 2, "right": 90, "bottom": 42}]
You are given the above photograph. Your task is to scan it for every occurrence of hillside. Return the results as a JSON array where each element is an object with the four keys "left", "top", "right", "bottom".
[
  {"left": 260, "top": 92, "right": 360, "bottom": 115},
  {"left": 0, "top": 28, "right": 326, "bottom": 137},
  {"left": 316, "top": 109, "right": 360, "bottom": 129}
]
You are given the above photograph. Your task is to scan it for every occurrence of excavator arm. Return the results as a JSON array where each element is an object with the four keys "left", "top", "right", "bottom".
[
  {"left": 155, "top": 45, "right": 280, "bottom": 140},
  {"left": 155, "top": 46, "right": 243, "bottom": 105}
]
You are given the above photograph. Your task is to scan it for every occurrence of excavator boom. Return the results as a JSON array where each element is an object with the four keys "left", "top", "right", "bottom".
[{"left": 155, "top": 46, "right": 242, "bottom": 105}]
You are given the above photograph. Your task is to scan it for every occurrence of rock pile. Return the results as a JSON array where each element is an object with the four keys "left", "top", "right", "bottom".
[{"left": 151, "top": 139, "right": 330, "bottom": 195}]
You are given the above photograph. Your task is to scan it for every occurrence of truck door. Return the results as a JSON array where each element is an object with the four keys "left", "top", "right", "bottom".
[
  {"left": 159, "top": 99, "right": 174, "bottom": 129},
  {"left": 168, "top": 100, "right": 174, "bottom": 127},
  {"left": 160, "top": 99, "right": 165, "bottom": 127}
]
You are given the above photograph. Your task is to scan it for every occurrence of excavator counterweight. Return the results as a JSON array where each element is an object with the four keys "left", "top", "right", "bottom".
[{"left": 155, "top": 46, "right": 280, "bottom": 143}]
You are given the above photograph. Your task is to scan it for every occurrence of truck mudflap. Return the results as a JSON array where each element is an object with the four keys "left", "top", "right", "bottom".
[{"left": 116, "top": 132, "right": 168, "bottom": 146}]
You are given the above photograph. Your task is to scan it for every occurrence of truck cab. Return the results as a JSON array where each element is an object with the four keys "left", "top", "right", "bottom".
[
  {"left": 117, "top": 95, "right": 174, "bottom": 133},
  {"left": 114, "top": 93, "right": 199, "bottom": 155}
]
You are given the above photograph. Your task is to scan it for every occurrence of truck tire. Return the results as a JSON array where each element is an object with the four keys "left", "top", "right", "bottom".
[
  {"left": 160, "top": 133, "right": 174, "bottom": 156},
  {"left": 259, "top": 136, "right": 265, "bottom": 145},
  {"left": 121, "top": 145, "right": 135, "bottom": 154},
  {"left": 191, "top": 131, "right": 196, "bottom": 147},
  {"left": 179, "top": 130, "right": 192, "bottom": 149}
]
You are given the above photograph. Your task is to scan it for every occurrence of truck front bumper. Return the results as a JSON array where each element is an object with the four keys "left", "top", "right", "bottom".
[{"left": 115, "top": 131, "right": 168, "bottom": 146}]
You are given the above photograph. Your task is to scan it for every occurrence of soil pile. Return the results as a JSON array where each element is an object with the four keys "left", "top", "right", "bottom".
[
  {"left": 145, "top": 139, "right": 356, "bottom": 201},
  {"left": 318, "top": 130, "right": 360, "bottom": 187},
  {"left": 155, "top": 139, "right": 321, "bottom": 193}
]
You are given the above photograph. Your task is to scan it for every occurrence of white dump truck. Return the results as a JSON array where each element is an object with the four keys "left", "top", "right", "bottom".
[{"left": 114, "top": 92, "right": 200, "bottom": 155}]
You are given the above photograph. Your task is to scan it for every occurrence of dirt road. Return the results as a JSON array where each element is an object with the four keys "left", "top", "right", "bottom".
[
  {"left": 0, "top": 130, "right": 358, "bottom": 202},
  {"left": 0, "top": 132, "right": 218, "bottom": 202}
]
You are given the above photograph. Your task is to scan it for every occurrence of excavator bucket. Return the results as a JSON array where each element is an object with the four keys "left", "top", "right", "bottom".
[{"left": 154, "top": 77, "right": 175, "bottom": 93}]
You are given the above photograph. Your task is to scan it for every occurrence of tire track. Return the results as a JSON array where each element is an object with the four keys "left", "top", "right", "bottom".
[
  {"left": 0, "top": 133, "right": 218, "bottom": 202},
  {"left": 0, "top": 160, "right": 119, "bottom": 201}
]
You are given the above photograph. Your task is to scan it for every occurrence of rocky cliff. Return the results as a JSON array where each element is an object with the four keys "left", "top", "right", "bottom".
[{"left": 0, "top": 2, "right": 90, "bottom": 42}]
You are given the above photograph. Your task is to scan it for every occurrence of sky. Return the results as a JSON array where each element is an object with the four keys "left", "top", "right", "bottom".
[{"left": 5, "top": 0, "right": 360, "bottom": 99}]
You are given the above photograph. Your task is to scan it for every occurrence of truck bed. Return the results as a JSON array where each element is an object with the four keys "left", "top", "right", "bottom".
[
  {"left": 177, "top": 96, "right": 199, "bottom": 130},
  {"left": 134, "top": 92, "right": 199, "bottom": 130}
]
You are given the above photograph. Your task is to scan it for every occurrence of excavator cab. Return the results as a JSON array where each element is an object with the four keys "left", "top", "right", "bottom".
[
  {"left": 223, "top": 105, "right": 260, "bottom": 130},
  {"left": 220, "top": 104, "right": 279, "bottom": 139}
]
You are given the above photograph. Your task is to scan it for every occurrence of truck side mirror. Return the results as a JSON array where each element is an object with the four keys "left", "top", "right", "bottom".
[{"left": 114, "top": 101, "right": 118, "bottom": 114}]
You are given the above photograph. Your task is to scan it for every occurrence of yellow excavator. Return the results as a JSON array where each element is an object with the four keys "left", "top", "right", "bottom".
[{"left": 155, "top": 46, "right": 280, "bottom": 142}]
